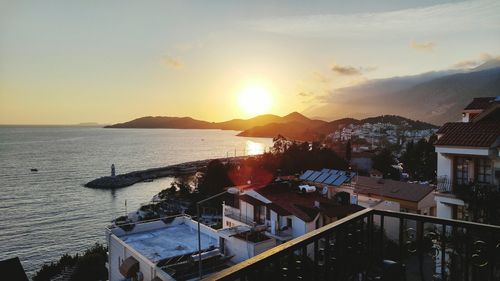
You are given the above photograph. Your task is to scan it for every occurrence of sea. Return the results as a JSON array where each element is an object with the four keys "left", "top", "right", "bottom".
[{"left": 0, "top": 126, "right": 272, "bottom": 276}]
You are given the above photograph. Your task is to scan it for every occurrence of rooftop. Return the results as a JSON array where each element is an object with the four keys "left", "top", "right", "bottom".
[
  {"left": 355, "top": 176, "right": 433, "bottom": 203},
  {"left": 463, "top": 96, "right": 496, "bottom": 110},
  {"left": 254, "top": 182, "right": 362, "bottom": 222},
  {"left": 119, "top": 222, "right": 218, "bottom": 263},
  {"left": 435, "top": 121, "right": 500, "bottom": 148}
]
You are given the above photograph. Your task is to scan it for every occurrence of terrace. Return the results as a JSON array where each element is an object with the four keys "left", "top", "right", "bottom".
[{"left": 207, "top": 209, "right": 500, "bottom": 281}]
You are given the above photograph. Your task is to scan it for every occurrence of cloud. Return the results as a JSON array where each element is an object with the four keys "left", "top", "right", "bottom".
[
  {"left": 245, "top": 0, "right": 500, "bottom": 38},
  {"left": 453, "top": 59, "right": 482, "bottom": 68},
  {"left": 298, "top": 91, "right": 314, "bottom": 97},
  {"left": 312, "top": 72, "right": 329, "bottom": 83},
  {"left": 162, "top": 56, "right": 184, "bottom": 69},
  {"left": 331, "top": 64, "right": 376, "bottom": 76},
  {"left": 410, "top": 40, "right": 435, "bottom": 51},
  {"left": 452, "top": 52, "right": 500, "bottom": 69}
]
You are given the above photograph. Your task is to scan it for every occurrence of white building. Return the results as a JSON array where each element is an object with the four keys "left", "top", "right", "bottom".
[
  {"left": 434, "top": 96, "right": 500, "bottom": 220},
  {"left": 222, "top": 181, "right": 365, "bottom": 245},
  {"left": 106, "top": 215, "right": 223, "bottom": 281}
]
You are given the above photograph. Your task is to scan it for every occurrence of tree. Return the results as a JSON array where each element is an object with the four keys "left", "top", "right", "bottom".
[
  {"left": 197, "top": 159, "right": 232, "bottom": 196},
  {"left": 400, "top": 136, "right": 437, "bottom": 181},
  {"left": 345, "top": 140, "right": 352, "bottom": 162},
  {"left": 372, "top": 148, "right": 400, "bottom": 180}
]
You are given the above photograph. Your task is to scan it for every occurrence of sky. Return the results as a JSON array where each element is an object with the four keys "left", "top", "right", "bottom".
[{"left": 1, "top": 0, "right": 500, "bottom": 124}]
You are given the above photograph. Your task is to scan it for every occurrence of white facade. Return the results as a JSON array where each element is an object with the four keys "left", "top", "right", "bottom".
[{"left": 107, "top": 216, "right": 219, "bottom": 281}]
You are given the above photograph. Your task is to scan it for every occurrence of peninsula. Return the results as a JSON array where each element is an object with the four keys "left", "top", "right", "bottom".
[{"left": 105, "top": 113, "right": 438, "bottom": 141}]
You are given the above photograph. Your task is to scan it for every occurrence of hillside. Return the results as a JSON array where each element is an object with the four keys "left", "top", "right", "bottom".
[
  {"left": 303, "top": 61, "right": 500, "bottom": 125},
  {"left": 104, "top": 116, "right": 215, "bottom": 129},
  {"left": 106, "top": 112, "right": 436, "bottom": 141},
  {"left": 105, "top": 111, "right": 323, "bottom": 131},
  {"left": 237, "top": 115, "right": 436, "bottom": 140}
]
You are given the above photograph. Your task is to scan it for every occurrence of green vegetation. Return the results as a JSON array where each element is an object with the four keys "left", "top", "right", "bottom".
[
  {"left": 33, "top": 243, "right": 107, "bottom": 281},
  {"left": 371, "top": 148, "right": 401, "bottom": 180},
  {"left": 400, "top": 135, "right": 437, "bottom": 181}
]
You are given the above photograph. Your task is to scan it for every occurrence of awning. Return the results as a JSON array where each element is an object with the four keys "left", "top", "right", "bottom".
[{"left": 119, "top": 256, "right": 139, "bottom": 278}]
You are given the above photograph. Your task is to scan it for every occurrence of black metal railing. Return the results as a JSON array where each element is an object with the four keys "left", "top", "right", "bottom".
[
  {"left": 206, "top": 209, "right": 500, "bottom": 281},
  {"left": 436, "top": 176, "right": 452, "bottom": 193}
]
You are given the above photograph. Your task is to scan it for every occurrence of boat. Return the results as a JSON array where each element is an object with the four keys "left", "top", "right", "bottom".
[{"left": 30, "top": 168, "right": 38, "bottom": 172}]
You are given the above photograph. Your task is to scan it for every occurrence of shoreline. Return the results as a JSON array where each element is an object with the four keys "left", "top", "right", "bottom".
[{"left": 84, "top": 155, "right": 253, "bottom": 189}]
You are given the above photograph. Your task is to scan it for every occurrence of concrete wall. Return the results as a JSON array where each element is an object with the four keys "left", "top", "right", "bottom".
[
  {"left": 107, "top": 216, "right": 217, "bottom": 281},
  {"left": 223, "top": 236, "right": 276, "bottom": 264},
  {"left": 436, "top": 153, "right": 452, "bottom": 181},
  {"left": 108, "top": 233, "right": 174, "bottom": 281},
  {"left": 240, "top": 201, "right": 254, "bottom": 222},
  {"left": 417, "top": 192, "right": 436, "bottom": 215}
]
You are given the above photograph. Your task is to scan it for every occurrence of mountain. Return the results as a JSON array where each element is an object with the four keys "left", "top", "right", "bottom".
[
  {"left": 237, "top": 121, "right": 325, "bottom": 141},
  {"left": 237, "top": 115, "right": 437, "bottom": 140},
  {"left": 303, "top": 62, "right": 500, "bottom": 125},
  {"left": 105, "top": 112, "right": 322, "bottom": 131},
  {"left": 105, "top": 116, "right": 214, "bottom": 129}
]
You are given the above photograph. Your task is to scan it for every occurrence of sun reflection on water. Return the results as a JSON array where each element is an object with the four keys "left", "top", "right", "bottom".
[{"left": 245, "top": 140, "right": 266, "bottom": 155}]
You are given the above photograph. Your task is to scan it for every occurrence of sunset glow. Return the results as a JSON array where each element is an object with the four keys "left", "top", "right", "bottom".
[{"left": 237, "top": 85, "right": 273, "bottom": 117}]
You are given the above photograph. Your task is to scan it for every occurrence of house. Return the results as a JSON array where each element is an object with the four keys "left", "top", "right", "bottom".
[
  {"left": 338, "top": 176, "right": 435, "bottom": 215},
  {"left": 107, "top": 215, "right": 227, "bottom": 281},
  {"left": 434, "top": 96, "right": 500, "bottom": 220},
  {"left": 222, "top": 180, "right": 364, "bottom": 246}
]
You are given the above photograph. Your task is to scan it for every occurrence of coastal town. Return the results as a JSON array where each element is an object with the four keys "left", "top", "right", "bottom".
[
  {"left": 15, "top": 96, "right": 495, "bottom": 281},
  {"left": 2, "top": 2, "right": 500, "bottom": 281},
  {"left": 107, "top": 96, "right": 500, "bottom": 281}
]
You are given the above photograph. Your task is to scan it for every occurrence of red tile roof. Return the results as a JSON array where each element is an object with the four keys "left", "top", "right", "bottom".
[
  {"left": 355, "top": 176, "right": 433, "bottom": 203},
  {"left": 435, "top": 122, "right": 500, "bottom": 147},
  {"left": 463, "top": 97, "right": 496, "bottom": 110},
  {"left": 254, "top": 183, "right": 362, "bottom": 222},
  {"left": 239, "top": 194, "right": 267, "bottom": 206}
]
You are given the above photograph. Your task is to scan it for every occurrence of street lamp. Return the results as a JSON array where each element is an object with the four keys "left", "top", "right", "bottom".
[{"left": 197, "top": 187, "right": 240, "bottom": 279}]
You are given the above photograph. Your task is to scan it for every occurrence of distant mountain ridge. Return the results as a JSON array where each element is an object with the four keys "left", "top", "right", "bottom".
[
  {"left": 303, "top": 60, "right": 500, "bottom": 125},
  {"left": 106, "top": 113, "right": 437, "bottom": 141},
  {"left": 105, "top": 112, "right": 313, "bottom": 131}
]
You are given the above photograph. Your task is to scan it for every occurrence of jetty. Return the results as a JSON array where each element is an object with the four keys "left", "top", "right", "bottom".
[{"left": 84, "top": 156, "right": 251, "bottom": 189}]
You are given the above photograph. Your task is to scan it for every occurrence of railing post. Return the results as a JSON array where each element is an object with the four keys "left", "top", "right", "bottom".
[
  {"left": 464, "top": 228, "right": 470, "bottom": 281},
  {"left": 399, "top": 217, "right": 404, "bottom": 262},
  {"left": 441, "top": 224, "right": 447, "bottom": 281},
  {"left": 380, "top": 214, "right": 385, "bottom": 261}
]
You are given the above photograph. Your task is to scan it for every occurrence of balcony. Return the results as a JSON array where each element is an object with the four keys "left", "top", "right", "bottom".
[
  {"left": 207, "top": 209, "right": 500, "bottom": 281},
  {"left": 224, "top": 206, "right": 262, "bottom": 227}
]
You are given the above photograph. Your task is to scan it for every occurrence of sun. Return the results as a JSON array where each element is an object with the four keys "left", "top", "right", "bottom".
[{"left": 238, "top": 84, "right": 273, "bottom": 116}]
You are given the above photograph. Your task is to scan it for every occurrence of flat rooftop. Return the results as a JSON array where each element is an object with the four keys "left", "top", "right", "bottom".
[{"left": 120, "top": 222, "right": 218, "bottom": 263}]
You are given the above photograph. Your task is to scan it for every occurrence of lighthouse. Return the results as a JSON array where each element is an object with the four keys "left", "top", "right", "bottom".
[{"left": 111, "top": 164, "right": 116, "bottom": 177}]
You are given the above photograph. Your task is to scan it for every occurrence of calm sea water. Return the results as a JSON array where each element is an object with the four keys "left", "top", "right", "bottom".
[{"left": 0, "top": 126, "right": 272, "bottom": 276}]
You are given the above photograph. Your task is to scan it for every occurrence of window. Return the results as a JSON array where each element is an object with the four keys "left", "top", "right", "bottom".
[
  {"left": 476, "top": 158, "right": 492, "bottom": 184},
  {"left": 287, "top": 218, "right": 292, "bottom": 228},
  {"left": 455, "top": 158, "right": 470, "bottom": 185}
]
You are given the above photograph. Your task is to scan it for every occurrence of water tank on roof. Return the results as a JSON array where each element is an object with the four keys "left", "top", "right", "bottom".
[{"left": 299, "top": 185, "right": 316, "bottom": 193}]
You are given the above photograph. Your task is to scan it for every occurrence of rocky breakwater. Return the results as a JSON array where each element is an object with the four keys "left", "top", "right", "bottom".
[{"left": 84, "top": 156, "right": 249, "bottom": 189}]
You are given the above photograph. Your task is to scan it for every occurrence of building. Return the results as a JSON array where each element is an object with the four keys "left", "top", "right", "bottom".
[
  {"left": 348, "top": 176, "right": 435, "bottom": 215},
  {"left": 222, "top": 180, "right": 365, "bottom": 245},
  {"left": 434, "top": 96, "right": 500, "bottom": 220},
  {"left": 107, "top": 215, "right": 227, "bottom": 281}
]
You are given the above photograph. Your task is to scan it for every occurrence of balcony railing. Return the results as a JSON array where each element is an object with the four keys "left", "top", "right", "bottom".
[
  {"left": 224, "top": 207, "right": 261, "bottom": 227},
  {"left": 436, "top": 176, "right": 452, "bottom": 193},
  {"left": 207, "top": 209, "right": 500, "bottom": 281}
]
